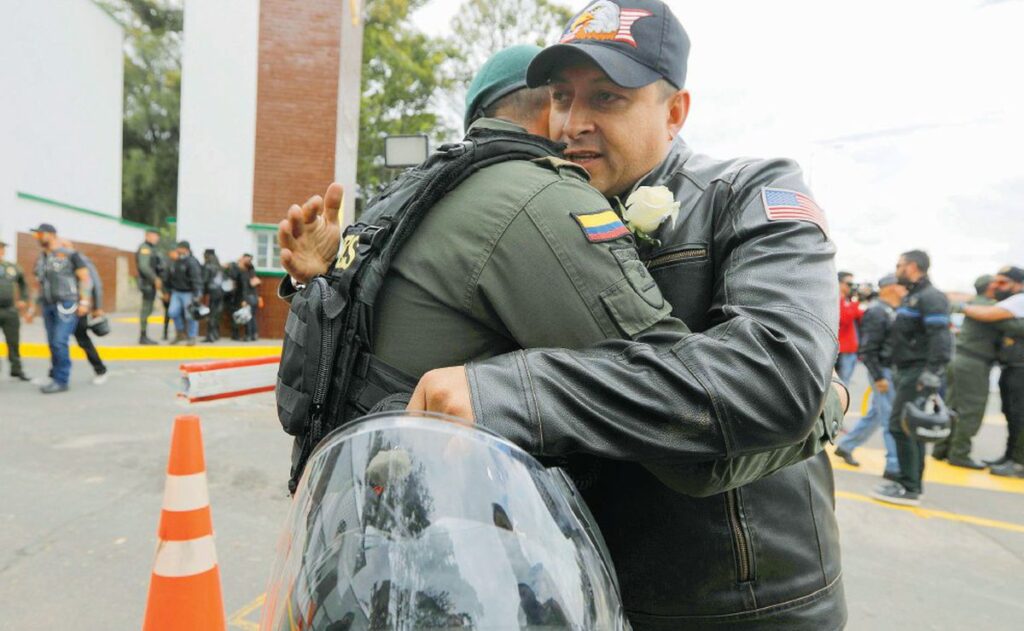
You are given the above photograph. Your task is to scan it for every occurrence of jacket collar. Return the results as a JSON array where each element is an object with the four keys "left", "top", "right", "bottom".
[{"left": 612, "top": 136, "right": 693, "bottom": 203}]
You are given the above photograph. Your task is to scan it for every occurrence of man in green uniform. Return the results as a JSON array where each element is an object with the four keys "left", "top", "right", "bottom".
[
  {"left": 135, "top": 229, "right": 163, "bottom": 345},
  {"left": 0, "top": 240, "right": 30, "bottom": 381},
  {"left": 934, "top": 275, "right": 1024, "bottom": 468},
  {"left": 279, "top": 45, "right": 846, "bottom": 499}
]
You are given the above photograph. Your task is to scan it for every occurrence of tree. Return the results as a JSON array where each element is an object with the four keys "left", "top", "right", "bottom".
[
  {"left": 357, "top": 0, "right": 459, "bottom": 206},
  {"left": 444, "top": 0, "right": 573, "bottom": 121},
  {"left": 98, "top": 0, "right": 182, "bottom": 229}
]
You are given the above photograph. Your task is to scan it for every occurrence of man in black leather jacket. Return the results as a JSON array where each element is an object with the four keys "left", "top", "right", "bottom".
[{"left": 409, "top": 1, "right": 845, "bottom": 628}]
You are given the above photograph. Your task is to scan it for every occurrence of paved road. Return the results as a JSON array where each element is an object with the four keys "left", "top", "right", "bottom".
[{"left": 1, "top": 331, "right": 1023, "bottom": 629}]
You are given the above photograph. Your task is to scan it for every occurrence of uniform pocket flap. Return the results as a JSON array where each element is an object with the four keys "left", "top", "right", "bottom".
[
  {"left": 600, "top": 278, "right": 673, "bottom": 338},
  {"left": 275, "top": 381, "right": 311, "bottom": 435},
  {"left": 284, "top": 312, "right": 306, "bottom": 347}
]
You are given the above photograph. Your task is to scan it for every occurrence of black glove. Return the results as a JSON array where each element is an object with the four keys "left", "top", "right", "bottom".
[{"left": 917, "top": 370, "right": 942, "bottom": 393}]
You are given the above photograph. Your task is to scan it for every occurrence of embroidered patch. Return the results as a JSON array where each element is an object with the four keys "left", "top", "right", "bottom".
[
  {"left": 761, "top": 188, "right": 829, "bottom": 237},
  {"left": 140, "top": 247, "right": 151, "bottom": 255},
  {"left": 560, "top": 1, "right": 653, "bottom": 48},
  {"left": 573, "top": 210, "right": 630, "bottom": 243}
]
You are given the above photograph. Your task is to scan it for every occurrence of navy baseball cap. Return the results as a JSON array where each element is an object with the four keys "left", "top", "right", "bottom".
[
  {"left": 31, "top": 223, "right": 57, "bottom": 234},
  {"left": 878, "top": 274, "right": 899, "bottom": 288},
  {"left": 997, "top": 265, "right": 1024, "bottom": 283},
  {"left": 527, "top": 0, "right": 689, "bottom": 90}
]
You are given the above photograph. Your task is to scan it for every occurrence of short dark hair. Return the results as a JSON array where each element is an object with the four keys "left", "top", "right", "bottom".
[
  {"left": 838, "top": 271, "right": 853, "bottom": 282},
  {"left": 484, "top": 86, "right": 550, "bottom": 125},
  {"left": 901, "top": 249, "right": 930, "bottom": 273}
]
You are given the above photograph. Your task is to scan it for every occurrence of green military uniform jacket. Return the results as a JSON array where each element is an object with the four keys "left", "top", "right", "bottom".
[
  {"left": 0, "top": 260, "right": 28, "bottom": 308},
  {"left": 135, "top": 242, "right": 160, "bottom": 292},
  {"left": 369, "top": 117, "right": 841, "bottom": 496}
]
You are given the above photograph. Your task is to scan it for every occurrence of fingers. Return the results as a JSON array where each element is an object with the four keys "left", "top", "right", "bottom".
[
  {"left": 278, "top": 217, "right": 300, "bottom": 253},
  {"left": 323, "top": 183, "right": 343, "bottom": 225},
  {"left": 301, "top": 195, "right": 323, "bottom": 225}
]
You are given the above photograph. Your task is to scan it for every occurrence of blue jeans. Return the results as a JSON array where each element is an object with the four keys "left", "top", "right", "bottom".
[
  {"left": 168, "top": 291, "right": 199, "bottom": 338},
  {"left": 43, "top": 301, "right": 80, "bottom": 386},
  {"left": 838, "top": 367, "right": 899, "bottom": 473},
  {"left": 836, "top": 352, "right": 858, "bottom": 385}
]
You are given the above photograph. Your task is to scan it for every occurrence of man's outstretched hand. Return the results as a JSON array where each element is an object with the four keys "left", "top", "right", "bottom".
[
  {"left": 407, "top": 366, "right": 475, "bottom": 423},
  {"left": 278, "top": 183, "right": 344, "bottom": 284}
]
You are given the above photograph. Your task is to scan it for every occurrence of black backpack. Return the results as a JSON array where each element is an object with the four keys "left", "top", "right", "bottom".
[{"left": 276, "top": 127, "right": 564, "bottom": 493}]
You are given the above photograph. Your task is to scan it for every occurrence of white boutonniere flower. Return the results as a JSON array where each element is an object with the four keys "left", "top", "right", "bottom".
[{"left": 617, "top": 186, "right": 680, "bottom": 246}]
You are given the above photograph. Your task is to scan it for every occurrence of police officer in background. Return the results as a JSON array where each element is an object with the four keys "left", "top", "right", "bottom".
[
  {"left": 135, "top": 229, "right": 163, "bottom": 345},
  {"left": 953, "top": 266, "right": 1024, "bottom": 478},
  {"left": 0, "top": 239, "right": 30, "bottom": 381},
  {"left": 872, "top": 250, "right": 951, "bottom": 505},
  {"left": 934, "top": 274, "right": 1024, "bottom": 468},
  {"left": 281, "top": 3, "right": 849, "bottom": 625},
  {"left": 166, "top": 241, "right": 203, "bottom": 345}
]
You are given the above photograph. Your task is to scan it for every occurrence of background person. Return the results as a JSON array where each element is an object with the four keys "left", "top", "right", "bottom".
[
  {"left": 933, "top": 274, "right": 1017, "bottom": 469},
  {"left": 31, "top": 223, "right": 92, "bottom": 394},
  {"left": 134, "top": 229, "right": 162, "bottom": 345},
  {"left": 834, "top": 273, "right": 904, "bottom": 478},
  {"left": 0, "top": 239, "right": 30, "bottom": 381},
  {"left": 837, "top": 270, "right": 863, "bottom": 384},
  {"left": 229, "top": 253, "right": 259, "bottom": 341},
  {"left": 954, "top": 266, "right": 1024, "bottom": 477},
  {"left": 63, "top": 242, "right": 108, "bottom": 385},
  {"left": 159, "top": 248, "right": 177, "bottom": 341},
  {"left": 873, "top": 250, "right": 951, "bottom": 505},
  {"left": 201, "top": 248, "right": 225, "bottom": 343},
  {"left": 165, "top": 241, "right": 203, "bottom": 345}
]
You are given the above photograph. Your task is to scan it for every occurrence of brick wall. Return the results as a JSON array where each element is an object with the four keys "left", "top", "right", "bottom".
[
  {"left": 251, "top": 0, "right": 342, "bottom": 225},
  {"left": 16, "top": 231, "right": 138, "bottom": 312}
]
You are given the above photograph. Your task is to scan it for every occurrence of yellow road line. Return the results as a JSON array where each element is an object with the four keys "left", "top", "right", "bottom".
[
  {"left": 836, "top": 490, "right": 1024, "bottom": 533},
  {"left": 113, "top": 315, "right": 166, "bottom": 324},
  {"left": 228, "top": 593, "right": 265, "bottom": 631},
  {"left": 1, "top": 342, "right": 280, "bottom": 361},
  {"left": 829, "top": 446, "right": 1024, "bottom": 495}
]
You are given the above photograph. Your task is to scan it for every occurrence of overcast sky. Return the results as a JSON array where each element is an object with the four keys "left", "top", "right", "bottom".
[{"left": 413, "top": 0, "right": 1024, "bottom": 292}]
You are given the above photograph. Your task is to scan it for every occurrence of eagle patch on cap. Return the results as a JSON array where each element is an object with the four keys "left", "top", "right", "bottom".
[{"left": 560, "top": 1, "right": 653, "bottom": 48}]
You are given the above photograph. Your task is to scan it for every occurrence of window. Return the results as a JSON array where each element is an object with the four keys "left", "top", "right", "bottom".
[{"left": 254, "top": 231, "right": 281, "bottom": 270}]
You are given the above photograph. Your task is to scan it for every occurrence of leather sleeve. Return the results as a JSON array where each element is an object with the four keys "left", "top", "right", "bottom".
[
  {"left": 189, "top": 258, "right": 204, "bottom": 298},
  {"left": 857, "top": 307, "right": 888, "bottom": 382},
  {"left": 469, "top": 159, "right": 839, "bottom": 462},
  {"left": 920, "top": 288, "right": 952, "bottom": 375}
]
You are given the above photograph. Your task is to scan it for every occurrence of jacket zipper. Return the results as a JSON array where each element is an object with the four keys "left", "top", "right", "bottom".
[
  {"left": 726, "top": 489, "right": 753, "bottom": 582},
  {"left": 645, "top": 247, "right": 707, "bottom": 271},
  {"left": 308, "top": 277, "right": 334, "bottom": 437}
]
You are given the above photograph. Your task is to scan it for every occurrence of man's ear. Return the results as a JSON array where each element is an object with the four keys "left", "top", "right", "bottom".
[{"left": 667, "top": 89, "right": 690, "bottom": 138}]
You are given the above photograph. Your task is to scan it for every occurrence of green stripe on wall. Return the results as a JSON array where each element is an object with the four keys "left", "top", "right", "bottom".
[{"left": 16, "top": 192, "right": 157, "bottom": 231}]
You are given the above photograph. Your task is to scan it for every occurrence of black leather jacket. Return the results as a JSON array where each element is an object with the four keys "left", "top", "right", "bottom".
[{"left": 468, "top": 138, "right": 845, "bottom": 629}]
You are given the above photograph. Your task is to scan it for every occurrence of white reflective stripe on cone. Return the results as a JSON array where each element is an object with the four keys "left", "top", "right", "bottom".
[
  {"left": 161, "top": 472, "right": 210, "bottom": 512},
  {"left": 153, "top": 535, "right": 218, "bottom": 577}
]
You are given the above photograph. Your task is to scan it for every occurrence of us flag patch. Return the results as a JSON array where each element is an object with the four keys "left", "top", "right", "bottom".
[{"left": 761, "top": 188, "right": 829, "bottom": 237}]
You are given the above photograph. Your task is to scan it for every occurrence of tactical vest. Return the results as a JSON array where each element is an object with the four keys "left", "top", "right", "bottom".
[{"left": 276, "top": 127, "right": 565, "bottom": 493}]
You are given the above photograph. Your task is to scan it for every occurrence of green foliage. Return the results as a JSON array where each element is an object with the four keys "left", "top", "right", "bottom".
[
  {"left": 357, "top": 0, "right": 459, "bottom": 204},
  {"left": 98, "top": 0, "right": 182, "bottom": 229},
  {"left": 450, "top": 0, "right": 572, "bottom": 86}
]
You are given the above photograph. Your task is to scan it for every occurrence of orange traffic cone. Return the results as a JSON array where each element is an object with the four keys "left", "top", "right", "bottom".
[{"left": 142, "top": 415, "right": 225, "bottom": 630}]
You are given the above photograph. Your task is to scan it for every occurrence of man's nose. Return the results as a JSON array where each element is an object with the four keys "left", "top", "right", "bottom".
[{"left": 559, "top": 102, "right": 595, "bottom": 140}]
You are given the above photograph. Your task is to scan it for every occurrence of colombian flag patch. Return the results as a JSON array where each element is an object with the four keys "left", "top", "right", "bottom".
[{"left": 572, "top": 210, "right": 630, "bottom": 243}]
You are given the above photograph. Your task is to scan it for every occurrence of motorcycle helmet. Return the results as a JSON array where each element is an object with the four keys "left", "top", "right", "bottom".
[
  {"left": 901, "top": 394, "right": 955, "bottom": 443},
  {"left": 232, "top": 304, "right": 252, "bottom": 325},
  {"left": 187, "top": 302, "right": 211, "bottom": 320},
  {"left": 87, "top": 315, "right": 111, "bottom": 337},
  {"left": 261, "top": 413, "right": 629, "bottom": 630}
]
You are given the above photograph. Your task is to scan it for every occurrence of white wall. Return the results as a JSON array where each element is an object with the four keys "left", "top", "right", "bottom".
[
  {"left": 0, "top": 0, "right": 127, "bottom": 260},
  {"left": 175, "top": 0, "right": 260, "bottom": 261}
]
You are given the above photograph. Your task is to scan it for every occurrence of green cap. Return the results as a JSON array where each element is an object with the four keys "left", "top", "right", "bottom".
[
  {"left": 974, "top": 274, "right": 995, "bottom": 294},
  {"left": 464, "top": 44, "right": 543, "bottom": 132}
]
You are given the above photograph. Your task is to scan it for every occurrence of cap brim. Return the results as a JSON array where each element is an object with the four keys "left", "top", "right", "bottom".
[{"left": 527, "top": 43, "right": 662, "bottom": 89}]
